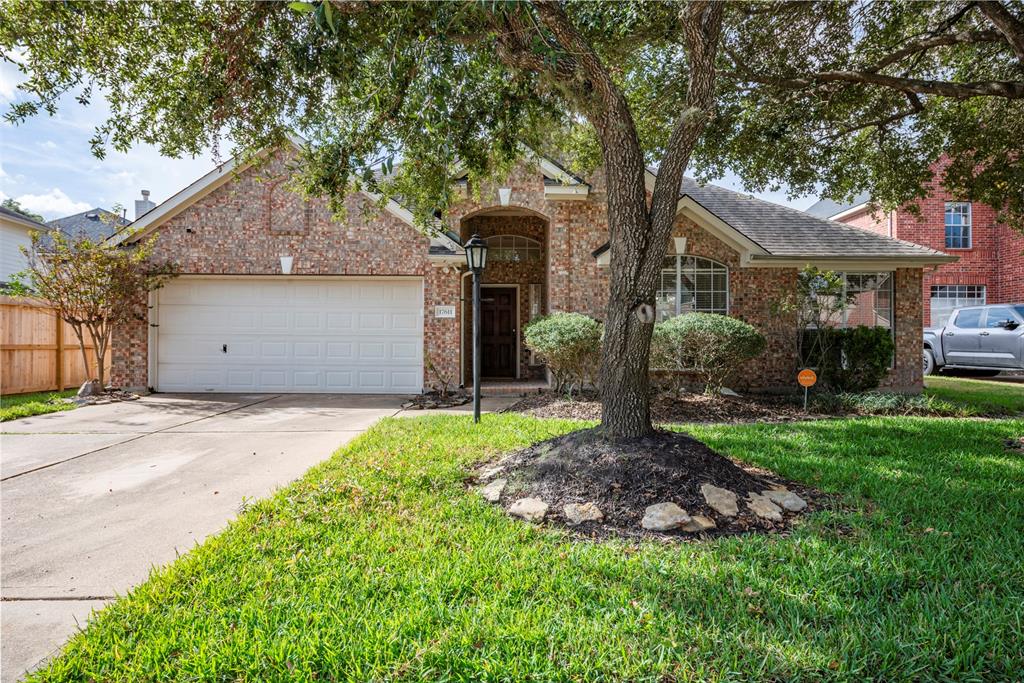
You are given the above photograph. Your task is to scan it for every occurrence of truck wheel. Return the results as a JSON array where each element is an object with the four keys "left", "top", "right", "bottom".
[{"left": 923, "top": 349, "right": 936, "bottom": 376}]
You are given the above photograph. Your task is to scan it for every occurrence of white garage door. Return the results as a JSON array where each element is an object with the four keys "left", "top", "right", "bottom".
[{"left": 156, "top": 278, "right": 423, "bottom": 393}]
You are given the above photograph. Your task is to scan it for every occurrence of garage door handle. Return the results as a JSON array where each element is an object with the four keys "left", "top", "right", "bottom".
[{"left": 222, "top": 344, "right": 228, "bottom": 353}]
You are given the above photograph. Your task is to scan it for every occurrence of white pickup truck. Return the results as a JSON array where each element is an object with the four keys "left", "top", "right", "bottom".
[{"left": 922, "top": 303, "right": 1024, "bottom": 375}]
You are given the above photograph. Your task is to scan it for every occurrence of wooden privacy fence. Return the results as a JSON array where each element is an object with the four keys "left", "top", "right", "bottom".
[{"left": 0, "top": 295, "right": 111, "bottom": 395}]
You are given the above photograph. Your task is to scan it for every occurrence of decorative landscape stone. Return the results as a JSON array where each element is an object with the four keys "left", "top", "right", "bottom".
[
  {"left": 563, "top": 502, "right": 604, "bottom": 525},
  {"left": 481, "top": 478, "right": 507, "bottom": 503},
  {"left": 700, "top": 483, "right": 739, "bottom": 517},
  {"left": 641, "top": 502, "right": 691, "bottom": 531},
  {"left": 763, "top": 488, "right": 807, "bottom": 512},
  {"left": 746, "top": 493, "right": 784, "bottom": 522},
  {"left": 682, "top": 515, "right": 717, "bottom": 533},
  {"left": 508, "top": 497, "right": 548, "bottom": 522}
]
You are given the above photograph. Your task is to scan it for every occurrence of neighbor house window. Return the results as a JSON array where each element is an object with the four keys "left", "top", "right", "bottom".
[
  {"left": 842, "top": 272, "right": 894, "bottom": 329},
  {"left": 485, "top": 235, "right": 542, "bottom": 262},
  {"left": 656, "top": 255, "right": 728, "bottom": 320},
  {"left": 930, "top": 284, "right": 985, "bottom": 328},
  {"left": 944, "top": 202, "right": 972, "bottom": 249}
]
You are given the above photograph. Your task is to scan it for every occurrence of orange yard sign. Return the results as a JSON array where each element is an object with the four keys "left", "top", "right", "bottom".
[{"left": 798, "top": 369, "right": 817, "bottom": 388}]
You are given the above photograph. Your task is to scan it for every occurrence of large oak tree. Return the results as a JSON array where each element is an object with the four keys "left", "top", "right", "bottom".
[{"left": 4, "top": 0, "right": 1022, "bottom": 436}]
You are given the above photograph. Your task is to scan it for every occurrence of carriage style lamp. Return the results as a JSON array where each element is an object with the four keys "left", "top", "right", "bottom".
[{"left": 464, "top": 234, "right": 489, "bottom": 423}]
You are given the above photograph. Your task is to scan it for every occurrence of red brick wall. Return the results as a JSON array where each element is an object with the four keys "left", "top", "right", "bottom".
[{"left": 830, "top": 161, "right": 1024, "bottom": 326}]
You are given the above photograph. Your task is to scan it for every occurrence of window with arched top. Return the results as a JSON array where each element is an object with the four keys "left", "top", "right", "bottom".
[
  {"left": 657, "top": 255, "right": 728, "bottom": 320},
  {"left": 485, "top": 234, "right": 542, "bottom": 262}
]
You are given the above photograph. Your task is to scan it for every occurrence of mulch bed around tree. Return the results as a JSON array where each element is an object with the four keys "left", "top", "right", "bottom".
[
  {"left": 475, "top": 427, "right": 822, "bottom": 541},
  {"left": 505, "top": 390, "right": 821, "bottom": 424}
]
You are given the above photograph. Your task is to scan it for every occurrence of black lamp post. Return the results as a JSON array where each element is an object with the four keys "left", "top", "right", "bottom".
[{"left": 464, "top": 233, "right": 488, "bottom": 423}]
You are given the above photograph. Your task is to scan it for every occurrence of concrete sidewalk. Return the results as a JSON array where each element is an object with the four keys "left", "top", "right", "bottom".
[{"left": 1, "top": 392, "right": 514, "bottom": 682}]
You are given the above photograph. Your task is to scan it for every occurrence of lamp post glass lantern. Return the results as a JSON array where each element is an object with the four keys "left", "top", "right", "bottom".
[{"left": 465, "top": 234, "right": 488, "bottom": 423}]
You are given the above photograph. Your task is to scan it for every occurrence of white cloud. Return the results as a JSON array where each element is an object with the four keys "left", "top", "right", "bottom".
[
  {"left": 14, "top": 188, "right": 92, "bottom": 219},
  {"left": 0, "top": 48, "right": 26, "bottom": 104}
]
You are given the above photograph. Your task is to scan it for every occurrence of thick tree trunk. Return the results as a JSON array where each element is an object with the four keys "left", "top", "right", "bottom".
[{"left": 597, "top": 123, "right": 660, "bottom": 439}]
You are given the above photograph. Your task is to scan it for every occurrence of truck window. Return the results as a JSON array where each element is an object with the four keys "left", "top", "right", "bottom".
[
  {"left": 985, "top": 307, "right": 1018, "bottom": 328},
  {"left": 953, "top": 309, "right": 982, "bottom": 328}
]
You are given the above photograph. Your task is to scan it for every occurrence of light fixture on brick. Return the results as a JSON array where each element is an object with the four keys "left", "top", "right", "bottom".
[
  {"left": 498, "top": 188, "right": 512, "bottom": 206},
  {"left": 279, "top": 255, "right": 293, "bottom": 274}
]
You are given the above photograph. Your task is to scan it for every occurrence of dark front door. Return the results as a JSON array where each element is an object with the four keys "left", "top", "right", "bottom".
[{"left": 481, "top": 287, "right": 517, "bottom": 378}]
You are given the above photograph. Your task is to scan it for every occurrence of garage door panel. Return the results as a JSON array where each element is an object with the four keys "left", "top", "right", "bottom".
[{"left": 157, "top": 279, "right": 423, "bottom": 393}]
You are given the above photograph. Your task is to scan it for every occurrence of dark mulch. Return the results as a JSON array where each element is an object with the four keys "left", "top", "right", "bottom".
[
  {"left": 505, "top": 390, "right": 820, "bottom": 424},
  {"left": 481, "top": 427, "right": 822, "bottom": 541},
  {"left": 402, "top": 390, "right": 471, "bottom": 410}
]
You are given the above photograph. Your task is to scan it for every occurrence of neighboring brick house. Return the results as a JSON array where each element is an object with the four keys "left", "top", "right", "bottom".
[
  {"left": 109, "top": 139, "right": 953, "bottom": 395},
  {"left": 808, "top": 163, "right": 1024, "bottom": 328}
]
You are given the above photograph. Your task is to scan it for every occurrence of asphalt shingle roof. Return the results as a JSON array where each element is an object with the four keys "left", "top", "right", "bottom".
[
  {"left": 678, "top": 178, "right": 945, "bottom": 259},
  {"left": 805, "top": 191, "right": 870, "bottom": 219},
  {"left": 47, "top": 208, "right": 129, "bottom": 243},
  {"left": 0, "top": 205, "right": 48, "bottom": 228}
]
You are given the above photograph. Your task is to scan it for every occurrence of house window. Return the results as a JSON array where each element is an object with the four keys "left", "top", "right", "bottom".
[
  {"left": 944, "top": 202, "right": 972, "bottom": 249},
  {"left": 842, "top": 272, "right": 894, "bottom": 329},
  {"left": 656, "top": 256, "right": 728, "bottom": 321},
  {"left": 485, "top": 235, "right": 542, "bottom": 262},
  {"left": 930, "top": 284, "right": 985, "bottom": 328}
]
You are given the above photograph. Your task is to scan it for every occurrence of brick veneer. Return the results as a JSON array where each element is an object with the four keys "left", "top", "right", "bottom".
[
  {"left": 460, "top": 214, "right": 547, "bottom": 380},
  {"left": 113, "top": 147, "right": 926, "bottom": 394},
  {"left": 833, "top": 160, "right": 1024, "bottom": 326}
]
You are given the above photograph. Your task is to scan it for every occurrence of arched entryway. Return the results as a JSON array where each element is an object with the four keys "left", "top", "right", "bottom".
[{"left": 460, "top": 207, "right": 549, "bottom": 384}]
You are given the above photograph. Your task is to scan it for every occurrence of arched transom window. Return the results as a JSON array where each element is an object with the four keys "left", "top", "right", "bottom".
[
  {"left": 657, "top": 255, "right": 728, "bottom": 320},
  {"left": 485, "top": 234, "right": 542, "bottom": 262}
]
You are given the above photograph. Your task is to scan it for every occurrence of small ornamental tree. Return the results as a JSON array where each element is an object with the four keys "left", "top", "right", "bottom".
[
  {"left": 772, "top": 266, "right": 857, "bottom": 370},
  {"left": 11, "top": 232, "right": 178, "bottom": 390},
  {"left": 650, "top": 313, "right": 766, "bottom": 394}
]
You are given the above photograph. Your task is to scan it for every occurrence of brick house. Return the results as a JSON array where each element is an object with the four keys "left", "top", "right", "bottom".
[
  {"left": 109, "top": 140, "right": 953, "bottom": 395},
  {"left": 808, "top": 162, "right": 1024, "bottom": 328}
]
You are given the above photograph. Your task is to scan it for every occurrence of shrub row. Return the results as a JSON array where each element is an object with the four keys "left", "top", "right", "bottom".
[{"left": 524, "top": 311, "right": 766, "bottom": 395}]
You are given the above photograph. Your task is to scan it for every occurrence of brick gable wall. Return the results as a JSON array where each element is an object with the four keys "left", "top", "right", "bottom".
[
  {"left": 113, "top": 148, "right": 925, "bottom": 395},
  {"left": 829, "top": 162, "right": 1024, "bottom": 326}
]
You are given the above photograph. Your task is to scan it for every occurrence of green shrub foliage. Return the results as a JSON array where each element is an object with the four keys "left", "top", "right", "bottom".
[
  {"left": 650, "top": 313, "right": 766, "bottom": 394},
  {"left": 523, "top": 313, "right": 601, "bottom": 394},
  {"left": 819, "top": 326, "right": 895, "bottom": 392},
  {"left": 811, "top": 391, "right": 969, "bottom": 417}
]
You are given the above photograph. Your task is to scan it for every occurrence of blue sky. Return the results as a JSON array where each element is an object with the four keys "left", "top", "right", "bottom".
[{"left": 1, "top": 55, "right": 819, "bottom": 222}]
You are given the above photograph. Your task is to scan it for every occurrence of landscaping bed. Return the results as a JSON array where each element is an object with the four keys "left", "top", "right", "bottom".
[
  {"left": 27, "top": 414, "right": 1024, "bottom": 682},
  {"left": 475, "top": 427, "right": 818, "bottom": 540},
  {"left": 506, "top": 388, "right": 979, "bottom": 422}
]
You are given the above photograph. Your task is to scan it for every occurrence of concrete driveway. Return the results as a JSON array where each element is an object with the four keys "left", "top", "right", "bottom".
[{"left": 1, "top": 392, "right": 510, "bottom": 682}]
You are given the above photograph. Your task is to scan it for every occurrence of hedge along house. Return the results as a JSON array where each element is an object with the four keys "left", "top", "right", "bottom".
[{"left": 109, "top": 139, "right": 955, "bottom": 395}]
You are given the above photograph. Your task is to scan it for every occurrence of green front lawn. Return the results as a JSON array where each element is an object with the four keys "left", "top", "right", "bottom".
[
  {"left": 0, "top": 389, "right": 77, "bottom": 422},
  {"left": 925, "top": 374, "right": 1024, "bottom": 415},
  {"left": 32, "top": 415, "right": 1024, "bottom": 681}
]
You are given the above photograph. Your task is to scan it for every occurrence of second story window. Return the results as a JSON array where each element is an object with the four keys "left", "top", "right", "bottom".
[{"left": 944, "top": 202, "right": 972, "bottom": 249}]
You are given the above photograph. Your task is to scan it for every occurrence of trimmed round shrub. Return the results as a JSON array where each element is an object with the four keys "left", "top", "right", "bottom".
[
  {"left": 650, "top": 313, "right": 766, "bottom": 394},
  {"left": 523, "top": 313, "right": 602, "bottom": 394},
  {"left": 819, "top": 325, "right": 895, "bottom": 392}
]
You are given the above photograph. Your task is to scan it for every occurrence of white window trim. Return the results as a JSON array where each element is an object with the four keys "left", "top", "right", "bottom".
[
  {"left": 658, "top": 255, "right": 730, "bottom": 318},
  {"left": 944, "top": 201, "right": 973, "bottom": 250},
  {"left": 839, "top": 272, "right": 894, "bottom": 329}
]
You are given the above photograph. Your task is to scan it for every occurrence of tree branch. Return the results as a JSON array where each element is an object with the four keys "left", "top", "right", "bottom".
[
  {"left": 730, "top": 55, "right": 1024, "bottom": 99},
  {"left": 650, "top": 1, "right": 724, "bottom": 231},
  {"left": 868, "top": 29, "right": 1005, "bottom": 71},
  {"left": 978, "top": 0, "right": 1024, "bottom": 62}
]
